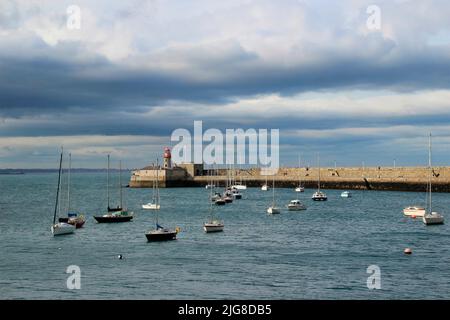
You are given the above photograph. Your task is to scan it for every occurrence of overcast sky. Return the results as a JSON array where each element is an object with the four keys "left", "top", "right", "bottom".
[{"left": 1, "top": 0, "right": 450, "bottom": 168}]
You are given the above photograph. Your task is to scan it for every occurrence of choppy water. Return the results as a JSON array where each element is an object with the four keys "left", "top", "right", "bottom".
[{"left": 1, "top": 172, "right": 449, "bottom": 299}]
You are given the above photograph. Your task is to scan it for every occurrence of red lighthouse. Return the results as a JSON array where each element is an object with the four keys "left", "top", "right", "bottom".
[{"left": 163, "top": 147, "right": 172, "bottom": 168}]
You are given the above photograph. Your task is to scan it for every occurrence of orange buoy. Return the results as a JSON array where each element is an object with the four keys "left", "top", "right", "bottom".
[
  {"left": 411, "top": 215, "right": 416, "bottom": 219},
  {"left": 404, "top": 248, "right": 412, "bottom": 255}
]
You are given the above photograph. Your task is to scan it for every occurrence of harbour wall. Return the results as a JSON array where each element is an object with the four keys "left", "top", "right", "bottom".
[{"left": 129, "top": 166, "right": 450, "bottom": 192}]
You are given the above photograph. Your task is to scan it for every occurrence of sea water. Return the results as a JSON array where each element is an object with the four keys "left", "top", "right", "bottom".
[{"left": 1, "top": 172, "right": 449, "bottom": 299}]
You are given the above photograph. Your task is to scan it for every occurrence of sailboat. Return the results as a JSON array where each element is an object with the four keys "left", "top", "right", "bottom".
[
  {"left": 312, "top": 154, "right": 327, "bottom": 201},
  {"left": 232, "top": 160, "right": 247, "bottom": 190},
  {"left": 423, "top": 133, "right": 444, "bottom": 225},
  {"left": 267, "top": 175, "right": 281, "bottom": 214},
  {"left": 204, "top": 176, "right": 224, "bottom": 233},
  {"left": 142, "top": 161, "right": 161, "bottom": 210},
  {"left": 94, "top": 156, "right": 134, "bottom": 223},
  {"left": 58, "top": 153, "right": 86, "bottom": 228},
  {"left": 295, "top": 155, "right": 305, "bottom": 192},
  {"left": 145, "top": 163, "right": 179, "bottom": 241},
  {"left": 51, "top": 149, "right": 76, "bottom": 236},
  {"left": 261, "top": 175, "right": 269, "bottom": 191}
]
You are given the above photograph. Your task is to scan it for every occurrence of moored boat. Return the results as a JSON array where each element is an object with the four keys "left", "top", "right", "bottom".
[
  {"left": 287, "top": 200, "right": 307, "bottom": 211},
  {"left": 403, "top": 206, "right": 426, "bottom": 217},
  {"left": 341, "top": 191, "right": 352, "bottom": 198},
  {"left": 94, "top": 156, "right": 133, "bottom": 223},
  {"left": 51, "top": 148, "right": 75, "bottom": 236},
  {"left": 145, "top": 225, "right": 178, "bottom": 241},
  {"left": 422, "top": 134, "right": 445, "bottom": 226}
]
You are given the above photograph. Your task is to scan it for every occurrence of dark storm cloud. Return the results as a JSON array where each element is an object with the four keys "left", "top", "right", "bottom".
[{"left": 2, "top": 34, "right": 450, "bottom": 123}]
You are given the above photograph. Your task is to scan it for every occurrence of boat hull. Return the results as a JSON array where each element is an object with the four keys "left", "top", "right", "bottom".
[
  {"left": 423, "top": 214, "right": 444, "bottom": 225},
  {"left": 142, "top": 204, "right": 161, "bottom": 210},
  {"left": 312, "top": 197, "right": 328, "bottom": 201},
  {"left": 267, "top": 207, "right": 281, "bottom": 214},
  {"left": 51, "top": 223, "right": 75, "bottom": 236},
  {"left": 224, "top": 197, "right": 233, "bottom": 203},
  {"left": 94, "top": 215, "right": 133, "bottom": 223},
  {"left": 145, "top": 231, "right": 177, "bottom": 241},
  {"left": 232, "top": 185, "right": 247, "bottom": 190},
  {"left": 203, "top": 223, "right": 224, "bottom": 233},
  {"left": 288, "top": 205, "right": 307, "bottom": 211},
  {"left": 295, "top": 187, "right": 305, "bottom": 192},
  {"left": 403, "top": 208, "right": 426, "bottom": 217}
]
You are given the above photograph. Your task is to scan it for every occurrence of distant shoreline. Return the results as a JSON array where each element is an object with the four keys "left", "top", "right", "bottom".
[{"left": 0, "top": 169, "right": 130, "bottom": 174}]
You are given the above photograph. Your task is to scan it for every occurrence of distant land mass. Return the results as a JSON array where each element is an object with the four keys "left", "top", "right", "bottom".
[{"left": 0, "top": 168, "right": 131, "bottom": 174}]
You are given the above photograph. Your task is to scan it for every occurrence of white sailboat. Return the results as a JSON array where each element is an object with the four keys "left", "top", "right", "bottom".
[
  {"left": 341, "top": 191, "right": 352, "bottom": 198},
  {"left": 423, "top": 134, "right": 444, "bottom": 225},
  {"left": 261, "top": 175, "right": 269, "bottom": 191},
  {"left": 267, "top": 175, "right": 281, "bottom": 214},
  {"left": 51, "top": 148, "right": 75, "bottom": 236},
  {"left": 312, "top": 154, "right": 327, "bottom": 201},
  {"left": 204, "top": 175, "right": 224, "bottom": 233},
  {"left": 232, "top": 159, "right": 247, "bottom": 190},
  {"left": 295, "top": 155, "right": 305, "bottom": 192},
  {"left": 142, "top": 160, "right": 161, "bottom": 210}
]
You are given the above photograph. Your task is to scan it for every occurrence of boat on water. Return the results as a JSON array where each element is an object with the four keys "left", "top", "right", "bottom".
[
  {"left": 422, "top": 134, "right": 444, "bottom": 226},
  {"left": 223, "top": 194, "right": 233, "bottom": 203},
  {"left": 145, "top": 167, "right": 179, "bottom": 241},
  {"left": 287, "top": 199, "right": 307, "bottom": 211},
  {"left": 312, "top": 154, "right": 327, "bottom": 201},
  {"left": 295, "top": 155, "right": 305, "bottom": 193},
  {"left": 215, "top": 198, "right": 226, "bottom": 205},
  {"left": 204, "top": 178, "right": 224, "bottom": 233},
  {"left": 58, "top": 153, "right": 86, "bottom": 229},
  {"left": 232, "top": 183, "right": 247, "bottom": 190},
  {"left": 341, "top": 191, "right": 352, "bottom": 198},
  {"left": 267, "top": 175, "right": 281, "bottom": 214},
  {"left": 142, "top": 160, "right": 161, "bottom": 210},
  {"left": 94, "top": 156, "right": 133, "bottom": 223},
  {"left": 145, "top": 224, "right": 178, "bottom": 241},
  {"left": 261, "top": 175, "right": 269, "bottom": 191},
  {"left": 403, "top": 206, "right": 426, "bottom": 217},
  {"left": 51, "top": 149, "right": 75, "bottom": 236},
  {"left": 230, "top": 187, "right": 242, "bottom": 199}
]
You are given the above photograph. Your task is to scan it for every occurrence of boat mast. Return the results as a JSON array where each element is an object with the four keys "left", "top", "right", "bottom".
[
  {"left": 298, "top": 154, "right": 302, "bottom": 187},
  {"left": 67, "top": 153, "right": 71, "bottom": 214},
  {"left": 156, "top": 158, "right": 160, "bottom": 207},
  {"left": 209, "top": 166, "right": 214, "bottom": 220},
  {"left": 272, "top": 174, "right": 275, "bottom": 206},
  {"left": 318, "top": 153, "right": 321, "bottom": 192},
  {"left": 119, "top": 160, "right": 123, "bottom": 209},
  {"left": 428, "top": 133, "right": 432, "bottom": 214},
  {"left": 53, "top": 148, "right": 63, "bottom": 225},
  {"left": 156, "top": 159, "right": 159, "bottom": 226},
  {"left": 107, "top": 154, "right": 110, "bottom": 209}
]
